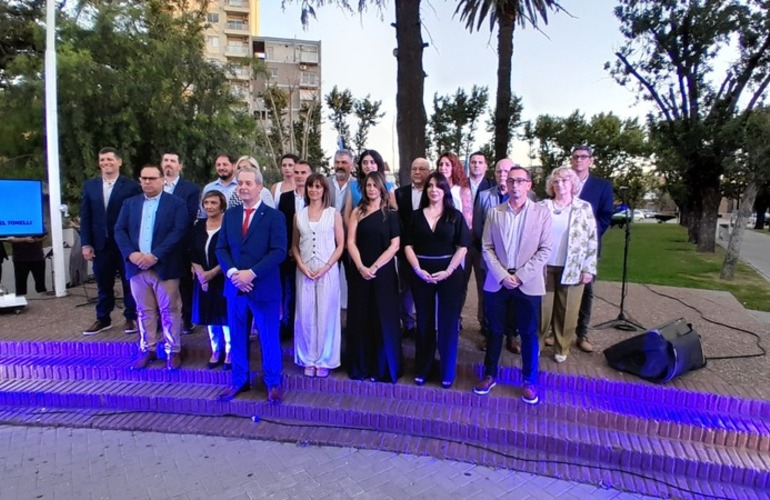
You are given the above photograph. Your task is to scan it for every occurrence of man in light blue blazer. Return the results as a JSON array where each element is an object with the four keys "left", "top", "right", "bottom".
[
  {"left": 114, "top": 165, "right": 189, "bottom": 371},
  {"left": 216, "top": 166, "right": 287, "bottom": 403}
]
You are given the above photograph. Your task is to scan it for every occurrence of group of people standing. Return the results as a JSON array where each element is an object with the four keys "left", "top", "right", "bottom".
[{"left": 77, "top": 144, "right": 612, "bottom": 406}]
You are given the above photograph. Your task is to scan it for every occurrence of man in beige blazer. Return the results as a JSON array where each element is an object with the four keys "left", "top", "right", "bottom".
[{"left": 474, "top": 166, "right": 551, "bottom": 404}]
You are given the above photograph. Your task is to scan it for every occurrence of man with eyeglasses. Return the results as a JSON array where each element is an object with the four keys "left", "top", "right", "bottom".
[
  {"left": 474, "top": 166, "right": 551, "bottom": 404},
  {"left": 115, "top": 165, "right": 190, "bottom": 371},
  {"left": 394, "top": 157, "right": 430, "bottom": 337},
  {"left": 569, "top": 145, "right": 613, "bottom": 353},
  {"left": 80, "top": 147, "right": 142, "bottom": 336}
]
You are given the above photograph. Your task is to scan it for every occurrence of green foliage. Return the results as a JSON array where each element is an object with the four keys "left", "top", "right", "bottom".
[
  {"left": 0, "top": 0, "right": 254, "bottom": 211},
  {"left": 325, "top": 85, "right": 354, "bottom": 148},
  {"left": 454, "top": 0, "right": 564, "bottom": 32},
  {"left": 608, "top": 0, "right": 770, "bottom": 251},
  {"left": 351, "top": 95, "right": 385, "bottom": 157},
  {"left": 427, "top": 85, "right": 489, "bottom": 159},
  {"left": 523, "top": 110, "right": 650, "bottom": 200},
  {"left": 0, "top": 0, "right": 43, "bottom": 90},
  {"left": 598, "top": 223, "right": 770, "bottom": 311}
]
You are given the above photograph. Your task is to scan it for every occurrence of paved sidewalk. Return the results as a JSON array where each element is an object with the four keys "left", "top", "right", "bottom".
[{"left": 0, "top": 425, "right": 654, "bottom": 500}]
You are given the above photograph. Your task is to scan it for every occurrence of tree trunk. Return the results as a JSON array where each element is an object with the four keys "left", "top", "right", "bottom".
[
  {"left": 494, "top": 13, "right": 514, "bottom": 162},
  {"left": 696, "top": 185, "right": 720, "bottom": 253},
  {"left": 721, "top": 181, "right": 758, "bottom": 280},
  {"left": 395, "top": 0, "right": 426, "bottom": 187}
]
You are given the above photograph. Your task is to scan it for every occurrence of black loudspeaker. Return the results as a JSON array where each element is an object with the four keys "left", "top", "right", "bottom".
[{"left": 603, "top": 318, "right": 707, "bottom": 382}]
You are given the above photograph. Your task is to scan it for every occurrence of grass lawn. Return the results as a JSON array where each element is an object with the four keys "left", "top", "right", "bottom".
[{"left": 598, "top": 223, "right": 770, "bottom": 312}]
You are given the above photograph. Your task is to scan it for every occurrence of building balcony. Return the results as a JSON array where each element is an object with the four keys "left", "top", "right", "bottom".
[
  {"left": 223, "top": 0, "right": 250, "bottom": 13},
  {"left": 224, "top": 45, "right": 250, "bottom": 58},
  {"left": 224, "top": 21, "right": 249, "bottom": 35}
]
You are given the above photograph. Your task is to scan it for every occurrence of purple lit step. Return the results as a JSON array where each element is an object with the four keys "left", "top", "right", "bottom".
[
  {"left": 1, "top": 352, "right": 769, "bottom": 453},
  {"left": 0, "top": 377, "right": 767, "bottom": 492}
]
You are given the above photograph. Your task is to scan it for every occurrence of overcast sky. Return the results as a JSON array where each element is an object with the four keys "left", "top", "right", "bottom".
[{"left": 260, "top": 1, "right": 654, "bottom": 168}]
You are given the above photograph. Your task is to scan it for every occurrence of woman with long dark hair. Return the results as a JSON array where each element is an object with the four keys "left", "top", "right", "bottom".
[
  {"left": 404, "top": 172, "right": 470, "bottom": 388},
  {"left": 346, "top": 172, "right": 402, "bottom": 382},
  {"left": 344, "top": 149, "right": 395, "bottom": 223}
]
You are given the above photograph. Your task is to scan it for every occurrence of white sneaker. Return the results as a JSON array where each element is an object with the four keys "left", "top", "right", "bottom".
[{"left": 554, "top": 354, "right": 567, "bottom": 363}]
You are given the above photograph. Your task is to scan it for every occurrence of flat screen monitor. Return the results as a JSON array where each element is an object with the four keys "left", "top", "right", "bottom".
[{"left": 0, "top": 179, "right": 46, "bottom": 237}]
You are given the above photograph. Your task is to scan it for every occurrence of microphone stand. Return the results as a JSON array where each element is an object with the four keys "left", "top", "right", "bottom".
[{"left": 596, "top": 189, "right": 644, "bottom": 332}]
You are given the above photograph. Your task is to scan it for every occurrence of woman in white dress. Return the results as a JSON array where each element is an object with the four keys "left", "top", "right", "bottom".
[{"left": 292, "top": 173, "right": 345, "bottom": 377}]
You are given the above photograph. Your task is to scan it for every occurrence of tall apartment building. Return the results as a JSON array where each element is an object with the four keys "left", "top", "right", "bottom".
[{"left": 200, "top": 0, "right": 322, "bottom": 121}]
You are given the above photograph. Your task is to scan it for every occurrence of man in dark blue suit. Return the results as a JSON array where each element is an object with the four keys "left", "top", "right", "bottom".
[
  {"left": 216, "top": 166, "right": 287, "bottom": 403},
  {"left": 81, "top": 147, "right": 142, "bottom": 336},
  {"left": 161, "top": 151, "right": 201, "bottom": 333},
  {"left": 115, "top": 165, "right": 190, "bottom": 370},
  {"left": 572, "top": 145, "right": 614, "bottom": 353}
]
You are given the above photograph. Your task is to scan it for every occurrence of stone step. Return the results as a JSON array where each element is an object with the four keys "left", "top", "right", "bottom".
[
  {"left": 2, "top": 350, "right": 769, "bottom": 453},
  {"left": 0, "top": 376, "right": 767, "bottom": 496}
]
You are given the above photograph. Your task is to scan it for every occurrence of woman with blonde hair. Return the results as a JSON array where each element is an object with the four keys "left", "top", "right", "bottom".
[
  {"left": 539, "top": 166, "right": 598, "bottom": 363},
  {"left": 229, "top": 156, "right": 275, "bottom": 208}
]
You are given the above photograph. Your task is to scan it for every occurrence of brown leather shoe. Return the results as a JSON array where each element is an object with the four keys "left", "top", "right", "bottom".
[
  {"left": 166, "top": 353, "right": 181, "bottom": 370},
  {"left": 521, "top": 384, "right": 539, "bottom": 405},
  {"left": 267, "top": 386, "right": 283, "bottom": 404},
  {"left": 506, "top": 337, "right": 522, "bottom": 354},
  {"left": 83, "top": 319, "right": 112, "bottom": 336},
  {"left": 217, "top": 384, "right": 250, "bottom": 402},
  {"left": 131, "top": 351, "right": 156, "bottom": 370},
  {"left": 123, "top": 319, "right": 138, "bottom": 334},
  {"left": 472, "top": 376, "right": 496, "bottom": 395},
  {"left": 577, "top": 337, "right": 595, "bottom": 353}
]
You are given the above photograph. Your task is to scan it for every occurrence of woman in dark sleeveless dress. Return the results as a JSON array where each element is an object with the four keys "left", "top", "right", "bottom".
[{"left": 346, "top": 172, "right": 402, "bottom": 382}]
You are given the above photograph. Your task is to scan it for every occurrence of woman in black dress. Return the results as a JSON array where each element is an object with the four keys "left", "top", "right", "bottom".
[
  {"left": 404, "top": 172, "right": 470, "bottom": 388},
  {"left": 346, "top": 172, "right": 402, "bottom": 382},
  {"left": 191, "top": 191, "right": 229, "bottom": 369}
]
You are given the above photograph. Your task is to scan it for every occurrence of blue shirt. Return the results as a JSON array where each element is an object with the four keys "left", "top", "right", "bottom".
[{"left": 139, "top": 195, "right": 161, "bottom": 254}]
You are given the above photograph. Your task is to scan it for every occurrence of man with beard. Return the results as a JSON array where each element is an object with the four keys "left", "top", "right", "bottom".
[
  {"left": 161, "top": 151, "right": 201, "bottom": 333},
  {"left": 201, "top": 153, "right": 238, "bottom": 214},
  {"left": 328, "top": 150, "right": 353, "bottom": 215}
]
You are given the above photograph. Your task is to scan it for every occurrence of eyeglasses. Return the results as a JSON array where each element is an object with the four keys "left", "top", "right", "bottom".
[
  {"left": 506, "top": 178, "right": 531, "bottom": 185},
  {"left": 140, "top": 176, "right": 161, "bottom": 181},
  {"left": 572, "top": 154, "right": 591, "bottom": 160}
]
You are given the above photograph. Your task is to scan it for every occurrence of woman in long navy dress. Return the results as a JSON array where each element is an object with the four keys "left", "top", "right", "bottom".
[
  {"left": 191, "top": 191, "right": 229, "bottom": 368},
  {"left": 346, "top": 172, "right": 402, "bottom": 382}
]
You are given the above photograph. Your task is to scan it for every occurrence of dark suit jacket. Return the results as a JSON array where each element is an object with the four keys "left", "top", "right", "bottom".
[
  {"left": 168, "top": 178, "right": 201, "bottom": 226},
  {"left": 395, "top": 185, "right": 419, "bottom": 230},
  {"left": 80, "top": 176, "right": 141, "bottom": 250},
  {"left": 472, "top": 177, "right": 496, "bottom": 204},
  {"left": 216, "top": 203, "right": 287, "bottom": 303},
  {"left": 278, "top": 191, "right": 305, "bottom": 253},
  {"left": 579, "top": 175, "right": 614, "bottom": 239},
  {"left": 114, "top": 192, "right": 189, "bottom": 280}
]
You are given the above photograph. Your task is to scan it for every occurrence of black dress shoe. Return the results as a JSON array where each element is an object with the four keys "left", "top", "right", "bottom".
[{"left": 217, "top": 384, "right": 250, "bottom": 402}]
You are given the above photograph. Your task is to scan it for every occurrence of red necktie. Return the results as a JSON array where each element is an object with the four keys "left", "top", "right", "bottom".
[{"left": 242, "top": 208, "right": 255, "bottom": 237}]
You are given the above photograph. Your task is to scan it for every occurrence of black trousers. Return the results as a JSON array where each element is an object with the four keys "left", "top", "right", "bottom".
[
  {"left": 14, "top": 260, "right": 46, "bottom": 295},
  {"left": 411, "top": 256, "right": 464, "bottom": 383}
]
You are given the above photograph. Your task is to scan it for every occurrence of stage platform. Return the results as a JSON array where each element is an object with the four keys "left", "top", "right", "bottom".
[{"left": 0, "top": 281, "right": 768, "bottom": 499}]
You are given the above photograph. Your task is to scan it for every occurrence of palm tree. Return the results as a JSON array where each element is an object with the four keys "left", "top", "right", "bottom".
[{"left": 454, "top": 0, "right": 564, "bottom": 161}]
